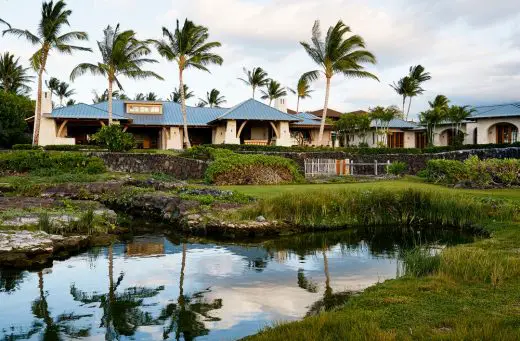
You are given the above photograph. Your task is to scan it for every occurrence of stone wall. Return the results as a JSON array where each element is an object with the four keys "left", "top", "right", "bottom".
[
  {"left": 239, "top": 147, "right": 520, "bottom": 175},
  {"left": 93, "top": 153, "right": 209, "bottom": 180}
]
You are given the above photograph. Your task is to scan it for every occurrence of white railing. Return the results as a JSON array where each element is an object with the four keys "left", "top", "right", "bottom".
[{"left": 304, "top": 159, "right": 391, "bottom": 178}]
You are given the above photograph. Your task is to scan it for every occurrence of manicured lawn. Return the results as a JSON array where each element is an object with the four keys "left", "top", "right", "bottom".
[{"left": 240, "top": 178, "right": 520, "bottom": 341}]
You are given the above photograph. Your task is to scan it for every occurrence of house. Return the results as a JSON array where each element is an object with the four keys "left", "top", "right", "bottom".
[{"left": 32, "top": 92, "right": 335, "bottom": 149}]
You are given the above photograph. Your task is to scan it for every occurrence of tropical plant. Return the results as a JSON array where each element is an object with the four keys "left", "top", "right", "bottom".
[
  {"left": 419, "top": 95, "right": 450, "bottom": 146},
  {"left": 289, "top": 74, "right": 313, "bottom": 113},
  {"left": 238, "top": 67, "right": 269, "bottom": 99},
  {"left": 66, "top": 99, "right": 76, "bottom": 106},
  {"left": 0, "top": 52, "right": 33, "bottom": 95},
  {"left": 92, "top": 89, "right": 126, "bottom": 103},
  {"left": 0, "top": 19, "right": 10, "bottom": 28},
  {"left": 391, "top": 65, "right": 431, "bottom": 120},
  {"left": 196, "top": 101, "right": 206, "bottom": 107},
  {"left": 55, "top": 81, "right": 75, "bottom": 106},
  {"left": 0, "top": 91, "right": 33, "bottom": 147},
  {"left": 369, "top": 105, "right": 402, "bottom": 145},
  {"left": 447, "top": 105, "right": 475, "bottom": 146},
  {"left": 334, "top": 112, "right": 371, "bottom": 147},
  {"left": 260, "top": 79, "right": 287, "bottom": 106},
  {"left": 145, "top": 92, "right": 158, "bottom": 101},
  {"left": 2, "top": 0, "right": 92, "bottom": 145},
  {"left": 390, "top": 76, "right": 414, "bottom": 118},
  {"left": 134, "top": 92, "right": 145, "bottom": 100},
  {"left": 169, "top": 84, "right": 195, "bottom": 103},
  {"left": 198, "top": 88, "right": 226, "bottom": 107},
  {"left": 301, "top": 20, "right": 378, "bottom": 145},
  {"left": 92, "top": 125, "right": 135, "bottom": 152},
  {"left": 70, "top": 24, "right": 162, "bottom": 124},
  {"left": 155, "top": 19, "right": 223, "bottom": 148}
]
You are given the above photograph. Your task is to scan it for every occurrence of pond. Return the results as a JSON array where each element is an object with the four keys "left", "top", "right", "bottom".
[{"left": 0, "top": 227, "right": 473, "bottom": 341}]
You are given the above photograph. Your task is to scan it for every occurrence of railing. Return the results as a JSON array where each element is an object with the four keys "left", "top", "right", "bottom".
[{"left": 304, "top": 159, "right": 391, "bottom": 178}]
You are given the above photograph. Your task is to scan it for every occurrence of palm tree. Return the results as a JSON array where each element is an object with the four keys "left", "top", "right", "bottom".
[
  {"left": 145, "top": 92, "right": 158, "bottom": 101},
  {"left": 391, "top": 65, "right": 431, "bottom": 121},
  {"left": 289, "top": 74, "right": 313, "bottom": 113},
  {"left": 419, "top": 95, "right": 450, "bottom": 146},
  {"left": 55, "top": 81, "right": 75, "bottom": 106},
  {"left": 45, "top": 76, "right": 60, "bottom": 94},
  {"left": 134, "top": 92, "right": 145, "bottom": 100},
  {"left": 66, "top": 99, "right": 76, "bottom": 106},
  {"left": 369, "top": 105, "right": 402, "bottom": 145},
  {"left": 301, "top": 20, "right": 378, "bottom": 145},
  {"left": 238, "top": 67, "right": 269, "bottom": 99},
  {"left": 198, "top": 88, "right": 226, "bottom": 107},
  {"left": 390, "top": 76, "right": 414, "bottom": 118},
  {"left": 70, "top": 24, "right": 162, "bottom": 124},
  {"left": 0, "top": 19, "right": 10, "bottom": 28},
  {"left": 3, "top": 0, "right": 91, "bottom": 145},
  {"left": 169, "top": 84, "right": 195, "bottom": 103},
  {"left": 155, "top": 19, "right": 223, "bottom": 149},
  {"left": 0, "top": 52, "right": 33, "bottom": 95},
  {"left": 447, "top": 105, "right": 475, "bottom": 146},
  {"left": 260, "top": 79, "right": 287, "bottom": 106}
]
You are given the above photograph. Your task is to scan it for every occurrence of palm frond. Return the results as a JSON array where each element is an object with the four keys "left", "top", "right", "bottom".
[
  {"left": 70, "top": 63, "right": 104, "bottom": 81},
  {"left": 3, "top": 28, "right": 40, "bottom": 44}
]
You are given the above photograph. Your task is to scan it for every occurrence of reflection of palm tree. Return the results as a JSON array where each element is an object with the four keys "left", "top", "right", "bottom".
[
  {"left": 159, "top": 243, "right": 223, "bottom": 341},
  {"left": 70, "top": 245, "right": 164, "bottom": 339}
]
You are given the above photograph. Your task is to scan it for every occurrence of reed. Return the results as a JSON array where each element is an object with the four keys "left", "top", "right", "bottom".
[{"left": 242, "top": 188, "right": 517, "bottom": 230}]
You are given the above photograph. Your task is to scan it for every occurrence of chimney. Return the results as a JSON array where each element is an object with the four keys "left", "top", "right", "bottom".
[
  {"left": 274, "top": 97, "right": 287, "bottom": 113},
  {"left": 38, "top": 91, "right": 53, "bottom": 115}
]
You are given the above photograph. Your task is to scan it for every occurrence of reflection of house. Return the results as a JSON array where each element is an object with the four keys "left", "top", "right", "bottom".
[
  {"left": 125, "top": 237, "right": 165, "bottom": 257},
  {"left": 33, "top": 93, "right": 335, "bottom": 148}
]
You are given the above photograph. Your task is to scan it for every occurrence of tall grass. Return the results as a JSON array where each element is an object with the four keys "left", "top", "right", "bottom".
[
  {"left": 402, "top": 248, "right": 441, "bottom": 277},
  {"left": 242, "top": 188, "right": 517, "bottom": 230}
]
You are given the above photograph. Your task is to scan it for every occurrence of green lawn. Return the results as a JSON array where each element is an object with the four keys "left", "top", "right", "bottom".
[
  {"left": 240, "top": 178, "right": 520, "bottom": 341},
  {"left": 225, "top": 177, "right": 520, "bottom": 203}
]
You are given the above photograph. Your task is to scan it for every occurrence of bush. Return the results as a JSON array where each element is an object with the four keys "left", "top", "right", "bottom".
[
  {"left": 92, "top": 125, "right": 135, "bottom": 152},
  {"left": 12, "top": 144, "right": 41, "bottom": 150},
  {"left": 422, "top": 157, "right": 520, "bottom": 187},
  {"left": 387, "top": 161, "right": 407, "bottom": 176},
  {"left": 0, "top": 151, "right": 105, "bottom": 174},
  {"left": 0, "top": 92, "right": 33, "bottom": 148},
  {"left": 44, "top": 144, "right": 102, "bottom": 151},
  {"left": 201, "top": 147, "right": 303, "bottom": 185}
]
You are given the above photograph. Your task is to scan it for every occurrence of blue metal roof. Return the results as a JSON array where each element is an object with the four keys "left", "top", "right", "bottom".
[
  {"left": 50, "top": 103, "right": 128, "bottom": 120},
  {"left": 210, "top": 99, "right": 301, "bottom": 123},
  {"left": 371, "top": 118, "right": 418, "bottom": 129},
  {"left": 292, "top": 112, "right": 323, "bottom": 126},
  {"left": 471, "top": 103, "right": 520, "bottom": 119}
]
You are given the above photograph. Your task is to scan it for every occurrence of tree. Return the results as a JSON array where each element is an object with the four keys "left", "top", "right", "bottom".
[
  {"left": 71, "top": 24, "right": 162, "bottom": 124},
  {"left": 169, "top": 84, "right": 194, "bottom": 103},
  {"left": 66, "top": 99, "right": 76, "bottom": 106},
  {"left": 238, "top": 67, "right": 269, "bottom": 99},
  {"left": 390, "top": 76, "right": 414, "bottom": 118},
  {"left": 260, "top": 79, "right": 287, "bottom": 106},
  {"left": 0, "top": 92, "right": 33, "bottom": 147},
  {"left": 145, "top": 92, "right": 158, "bottom": 101},
  {"left": 3, "top": 0, "right": 91, "bottom": 145},
  {"left": 334, "top": 112, "right": 371, "bottom": 147},
  {"left": 289, "top": 74, "right": 313, "bottom": 113},
  {"left": 419, "top": 95, "right": 450, "bottom": 146},
  {"left": 155, "top": 19, "right": 223, "bottom": 149},
  {"left": 0, "top": 52, "right": 33, "bottom": 95},
  {"left": 447, "top": 105, "right": 475, "bottom": 146},
  {"left": 369, "top": 105, "right": 402, "bottom": 146},
  {"left": 134, "top": 92, "right": 145, "bottom": 100},
  {"left": 55, "top": 81, "right": 75, "bottom": 106},
  {"left": 45, "top": 77, "right": 60, "bottom": 94},
  {"left": 198, "top": 88, "right": 226, "bottom": 107},
  {"left": 391, "top": 65, "right": 431, "bottom": 121},
  {"left": 301, "top": 20, "right": 378, "bottom": 145},
  {"left": 92, "top": 89, "right": 124, "bottom": 103}
]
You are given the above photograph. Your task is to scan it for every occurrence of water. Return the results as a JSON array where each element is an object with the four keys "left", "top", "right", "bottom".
[{"left": 0, "top": 227, "right": 471, "bottom": 341}]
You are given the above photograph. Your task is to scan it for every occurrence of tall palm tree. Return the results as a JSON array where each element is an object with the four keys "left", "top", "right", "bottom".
[
  {"left": 260, "top": 79, "right": 287, "bottom": 106},
  {"left": 70, "top": 24, "right": 162, "bottom": 124},
  {"left": 155, "top": 19, "right": 223, "bottom": 149},
  {"left": 55, "top": 81, "right": 75, "bottom": 106},
  {"left": 289, "top": 74, "right": 313, "bottom": 113},
  {"left": 407, "top": 65, "right": 431, "bottom": 120},
  {"left": 390, "top": 76, "right": 414, "bottom": 118},
  {"left": 2, "top": 0, "right": 91, "bottom": 144},
  {"left": 0, "top": 52, "right": 33, "bottom": 95},
  {"left": 447, "top": 105, "right": 475, "bottom": 145},
  {"left": 238, "top": 67, "right": 269, "bottom": 99},
  {"left": 169, "top": 84, "right": 194, "bottom": 103},
  {"left": 301, "top": 20, "right": 378, "bottom": 145},
  {"left": 198, "top": 88, "right": 226, "bottom": 107},
  {"left": 45, "top": 76, "right": 60, "bottom": 94},
  {"left": 419, "top": 95, "right": 450, "bottom": 146}
]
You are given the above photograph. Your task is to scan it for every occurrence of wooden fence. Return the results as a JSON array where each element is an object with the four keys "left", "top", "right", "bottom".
[{"left": 304, "top": 159, "right": 391, "bottom": 178}]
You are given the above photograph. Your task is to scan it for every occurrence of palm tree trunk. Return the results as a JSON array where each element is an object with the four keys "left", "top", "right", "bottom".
[
  {"left": 406, "top": 97, "right": 413, "bottom": 121},
  {"left": 252, "top": 86, "right": 255, "bottom": 100},
  {"left": 179, "top": 69, "right": 191, "bottom": 149},
  {"left": 296, "top": 97, "right": 300, "bottom": 114},
  {"left": 269, "top": 99, "right": 272, "bottom": 106},
  {"left": 108, "top": 77, "right": 113, "bottom": 125},
  {"left": 402, "top": 96, "right": 406, "bottom": 118},
  {"left": 318, "top": 76, "right": 331, "bottom": 145},
  {"left": 33, "top": 67, "right": 44, "bottom": 145}
]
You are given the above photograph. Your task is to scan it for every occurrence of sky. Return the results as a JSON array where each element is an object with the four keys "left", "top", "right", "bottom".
[{"left": 1, "top": 0, "right": 519, "bottom": 119}]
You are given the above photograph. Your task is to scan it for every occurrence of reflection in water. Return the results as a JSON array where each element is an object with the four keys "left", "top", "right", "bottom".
[{"left": 0, "top": 227, "right": 473, "bottom": 340}]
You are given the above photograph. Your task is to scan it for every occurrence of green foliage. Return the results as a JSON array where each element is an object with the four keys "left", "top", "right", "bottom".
[
  {"left": 92, "top": 125, "right": 135, "bottom": 152},
  {"left": 335, "top": 112, "right": 371, "bottom": 147},
  {"left": 402, "top": 248, "right": 441, "bottom": 277},
  {"left": 203, "top": 148, "right": 303, "bottom": 184},
  {"left": 387, "top": 161, "right": 407, "bottom": 176},
  {"left": 38, "top": 212, "right": 53, "bottom": 233},
  {"left": 12, "top": 144, "right": 41, "bottom": 150},
  {"left": 0, "top": 92, "right": 33, "bottom": 147},
  {"left": 0, "top": 151, "right": 105, "bottom": 174},
  {"left": 12, "top": 144, "right": 102, "bottom": 151},
  {"left": 241, "top": 188, "right": 516, "bottom": 229},
  {"left": 422, "top": 156, "right": 520, "bottom": 187}
]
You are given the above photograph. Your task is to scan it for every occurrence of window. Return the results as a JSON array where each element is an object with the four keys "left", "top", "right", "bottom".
[
  {"left": 496, "top": 124, "right": 518, "bottom": 144},
  {"left": 387, "top": 132, "right": 404, "bottom": 148},
  {"left": 126, "top": 103, "right": 162, "bottom": 114},
  {"left": 415, "top": 132, "right": 427, "bottom": 149}
]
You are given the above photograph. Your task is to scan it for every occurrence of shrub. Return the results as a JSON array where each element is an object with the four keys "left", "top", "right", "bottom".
[
  {"left": 387, "top": 161, "right": 407, "bottom": 176},
  {"left": 12, "top": 144, "right": 41, "bottom": 150},
  {"left": 421, "top": 159, "right": 468, "bottom": 184},
  {"left": 92, "top": 125, "right": 135, "bottom": 152},
  {"left": 202, "top": 147, "right": 303, "bottom": 185},
  {"left": 0, "top": 151, "right": 105, "bottom": 174},
  {"left": 0, "top": 92, "right": 33, "bottom": 148},
  {"left": 44, "top": 144, "right": 102, "bottom": 151}
]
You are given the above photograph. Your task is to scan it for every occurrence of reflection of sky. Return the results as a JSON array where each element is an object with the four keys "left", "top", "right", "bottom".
[{"left": 0, "top": 236, "right": 401, "bottom": 341}]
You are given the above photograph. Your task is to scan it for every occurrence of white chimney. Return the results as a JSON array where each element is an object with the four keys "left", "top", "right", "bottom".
[
  {"left": 274, "top": 97, "right": 287, "bottom": 113},
  {"left": 37, "top": 91, "right": 53, "bottom": 115}
]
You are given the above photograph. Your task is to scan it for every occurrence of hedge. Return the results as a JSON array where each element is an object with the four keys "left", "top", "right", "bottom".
[
  {"left": 12, "top": 144, "right": 102, "bottom": 151},
  {"left": 0, "top": 151, "right": 106, "bottom": 174}
]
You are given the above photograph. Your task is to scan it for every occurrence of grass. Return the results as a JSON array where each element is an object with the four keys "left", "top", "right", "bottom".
[{"left": 243, "top": 177, "right": 520, "bottom": 341}]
